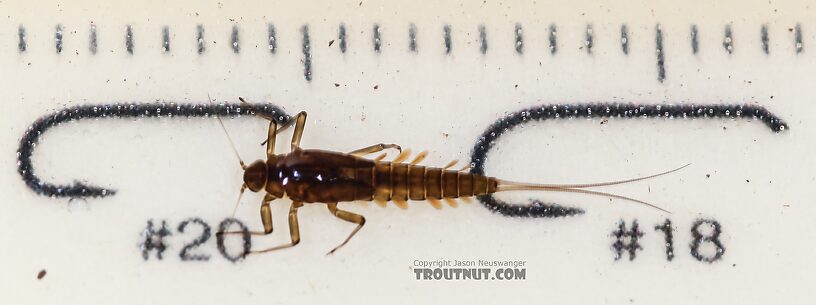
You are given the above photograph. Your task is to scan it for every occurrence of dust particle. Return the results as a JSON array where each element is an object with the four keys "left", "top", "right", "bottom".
[
  {"left": 37, "top": 269, "right": 46, "bottom": 280},
  {"left": 329, "top": 40, "right": 335, "bottom": 47},
  {"left": 373, "top": 85, "right": 379, "bottom": 90},
  {"left": 334, "top": 83, "right": 340, "bottom": 87}
]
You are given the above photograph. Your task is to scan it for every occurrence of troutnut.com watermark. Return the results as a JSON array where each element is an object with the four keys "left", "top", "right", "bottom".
[{"left": 412, "top": 259, "right": 527, "bottom": 281}]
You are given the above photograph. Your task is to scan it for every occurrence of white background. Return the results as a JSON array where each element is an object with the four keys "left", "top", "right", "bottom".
[{"left": 0, "top": 0, "right": 813, "bottom": 304}]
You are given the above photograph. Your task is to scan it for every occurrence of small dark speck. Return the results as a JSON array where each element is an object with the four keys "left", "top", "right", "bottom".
[
  {"left": 373, "top": 85, "right": 379, "bottom": 90},
  {"left": 37, "top": 270, "right": 46, "bottom": 280},
  {"left": 789, "top": 28, "right": 794, "bottom": 32},
  {"left": 746, "top": 179, "right": 750, "bottom": 183},
  {"left": 442, "top": 133, "right": 449, "bottom": 138},
  {"left": 600, "top": 119, "right": 608, "bottom": 125},
  {"left": 732, "top": 264, "right": 737, "bottom": 267},
  {"left": 723, "top": 126, "right": 727, "bottom": 130},
  {"left": 706, "top": 174, "right": 710, "bottom": 178},
  {"left": 329, "top": 40, "right": 335, "bottom": 47},
  {"left": 334, "top": 83, "right": 340, "bottom": 87},
  {"left": 514, "top": 84, "right": 518, "bottom": 88}
]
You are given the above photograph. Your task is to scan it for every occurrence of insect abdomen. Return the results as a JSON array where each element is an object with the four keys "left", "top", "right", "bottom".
[{"left": 371, "top": 162, "right": 498, "bottom": 202}]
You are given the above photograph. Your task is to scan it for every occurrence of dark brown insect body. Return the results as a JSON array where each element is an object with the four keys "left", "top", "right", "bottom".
[
  {"left": 221, "top": 98, "right": 684, "bottom": 256},
  {"left": 244, "top": 149, "right": 497, "bottom": 207}
]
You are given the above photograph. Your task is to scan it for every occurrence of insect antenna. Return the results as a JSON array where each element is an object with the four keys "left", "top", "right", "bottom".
[
  {"left": 238, "top": 96, "right": 276, "bottom": 146},
  {"left": 209, "top": 94, "right": 246, "bottom": 170},
  {"left": 232, "top": 184, "right": 247, "bottom": 218},
  {"left": 208, "top": 94, "right": 250, "bottom": 215}
]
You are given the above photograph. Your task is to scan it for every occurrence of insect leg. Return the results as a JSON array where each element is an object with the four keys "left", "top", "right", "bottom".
[
  {"left": 348, "top": 143, "right": 402, "bottom": 156},
  {"left": 288, "top": 111, "right": 307, "bottom": 151},
  {"left": 238, "top": 97, "right": 276, "bottom": 121},
  {"left": 326, "top": 203, "right": 366, "bottom": 255},
  {"left": 250, "top": 201, "right": 303, "bottom": 254},
  {"left": 266, "top": 118, "right": 278, "bottom": 158},
  {"left": 220, "top": 194, "right": 276, "bottom": 236},
  {"left": 257, "top": 111, "right": 306, "bottom": 148},
  {"left": 259, "top": 195, "right": 275, "bottom": 234}
]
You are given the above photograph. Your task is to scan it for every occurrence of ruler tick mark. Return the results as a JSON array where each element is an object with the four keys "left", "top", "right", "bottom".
[
  {"left": 373, "top": 24, "right": 382, "bottom": 53},
  {"left": 620, "top": 24, "right": 629, "bottom": 55},
  {"left": 408, "top": 23, "right": 417, "bottom": 52},
  {"left": 126, "top": 25, "right": 134, "bottom": 54},
  {"left": 690, "top": 24, "right": 699, "bottom": 54},
  {"left": 761, "top": 24, "right": 769, "bottom": 54},
  {"left": 302, "top": 25, "right": 312, "bottom": 81},
  {"left": 723, "top": 24, "right": 733, "bottom": 54},
  {"left": 656, "top": 24, "right": 666, "bottom": 83},
  {"left": 515, "top": 23, "right": 523, "bottom": 54},
  {"left": 794, "top": 23, "right": 803, "bottom": 54},
  {"left": 55, "top": 24, "right": 63, "bottom": 54},
  {"left": 339, "top": 23, "right": 347, "bottom": 53},
  {"left": 162, "top": 26, "right": 170, "bottom": 53},
  {"left": 231, "top": 25, "right": 240, "bottom": 53},
  {"left": 18, "top": 25, "right": 26, "bottom": 52},
  {"left": 444, "top": 24, "right": 452, "bottom": 55},
  {"left": 268, "top": 23, "right": 277, "bottom": 54},
  {"left": 89, "top": 24, "right": 98, "bottom": 55},
  {"left": 196, "top": 24, "right": 205, "bottom": 54},
  {"left": 479, "top": 24, "right": 487, "bottom": 54}
]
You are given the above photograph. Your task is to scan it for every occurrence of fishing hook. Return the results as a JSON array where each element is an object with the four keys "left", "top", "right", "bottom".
[
  {"left": 17, "top": 102, "right": 289, "bottom": 198},
  {"left": 470, "top": 103, "right": 788, "bottom": 218}
]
